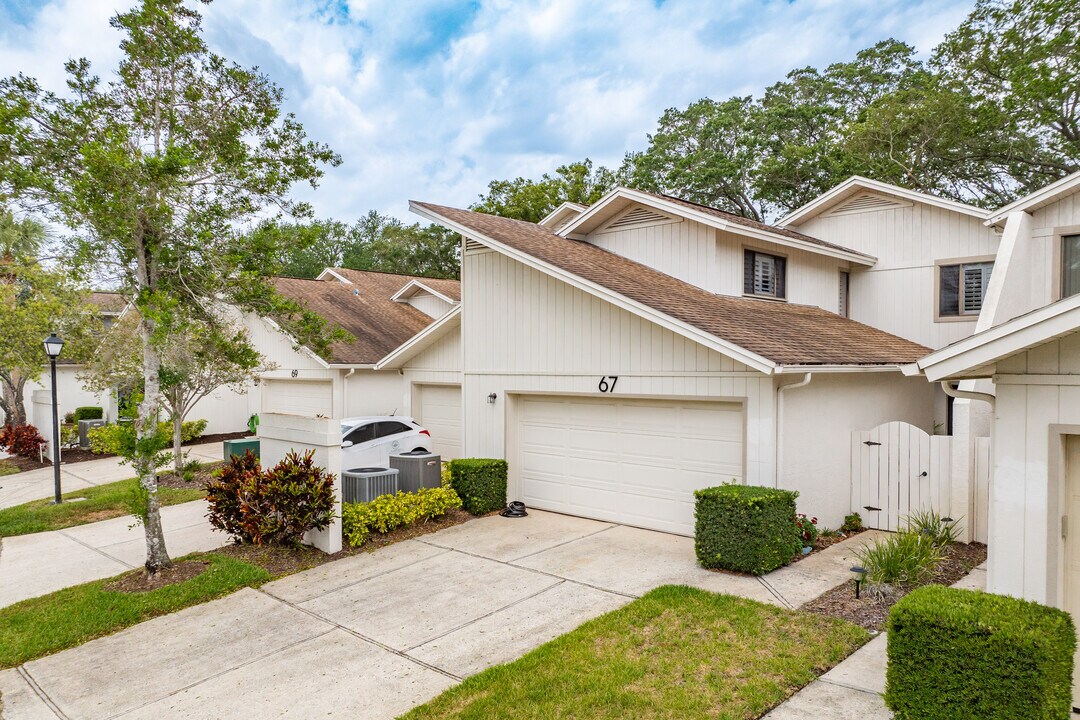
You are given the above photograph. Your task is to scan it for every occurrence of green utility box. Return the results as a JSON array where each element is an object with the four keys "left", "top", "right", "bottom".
[{"left": 223, "top": 438, "right": 260, "bottom": 460}]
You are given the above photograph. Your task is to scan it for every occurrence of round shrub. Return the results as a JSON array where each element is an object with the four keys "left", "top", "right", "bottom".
[{"left": 0, "top": 424, "right": 47, "bottom": 458}]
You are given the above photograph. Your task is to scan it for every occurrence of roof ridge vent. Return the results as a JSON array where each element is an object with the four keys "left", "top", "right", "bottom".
[
  {"left": 599, "top": 205, "right": 679, "bottom": 232},
  {"left": 826, "top": 192, "right": 911, "bottom": 216}
]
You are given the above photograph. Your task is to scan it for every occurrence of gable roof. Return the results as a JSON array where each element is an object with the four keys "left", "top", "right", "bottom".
[
  {"left": 390, "top": 278, "right": 459, "bottom": 305},
  {"left": 411, "top": 201, "right": 930, "bottom": 371},
  {"left": 88, "top": 291, "right": 126, "bottom": 315},
  {"left": 985, "top": 170, "right": 1080, "bottom": 226},
  {"left": 558, "top": 187, "right": 876, "bottom": 265},
  {"left": 322, "top": 266, "right": 461, "bottom": 301},
  {"left": 272, "top": 270, "right": 460, "bottom": 365},
  {"left": 780, "top": 176, "right": 990, "bottom": 227},
  {"left": 918, "top": 293, "right": 1080, "bottom": 382},
  {"left": 538, "top": 202, "right": 589, "bottom": 230}
]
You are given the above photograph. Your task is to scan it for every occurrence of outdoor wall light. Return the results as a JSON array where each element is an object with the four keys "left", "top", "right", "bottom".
[
  {"left": 487, "top": 392, "right": 497, "bottom": 404},
  {"left": 850, "top": 565, "right": 866, "bottom": 599}
]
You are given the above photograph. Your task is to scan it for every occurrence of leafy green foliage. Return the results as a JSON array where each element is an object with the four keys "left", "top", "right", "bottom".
[
  {"left": 0, "top": 553, "right": 269, "bottom": 670},
  {"left": 905, "top": 508, "right": 962, "bottom": 546},
  {"left": 448, "top": 458, "right": 508, "bottom": 515},
  {"left": 341, "top": 486, "right": 462, "bottom": 547},
  {"left": 854, "top": 528, "right": 945, "bottom": 589},
  {"left": 0, "top": 424, "right": 46, "bottom": 458},
  {"left": 73, "top": 406, "right": 103, "bottom": 422},
  {"left": 87, "top": 419, "right": 206, "bottom": 455},
  {"left": 795, "top": 513, "right": 819, "bottom": 546},
  {"left": 205, "top": 450, "right": 335, "bottom": 546},
  {"left": 693, "top": 484, "right": 802, "bottom": 575},
  {"left": 472, "top": 159, "right": 618, "bottom": 223},
  {"left": 403, "top": 586, "right": 868, "bottom": 720},
  {"left": 841, "top": 513, "right": 863, "bottom": 532},
  {"left": 886, "top": 585, "right": 1076, "bottom": 719}
]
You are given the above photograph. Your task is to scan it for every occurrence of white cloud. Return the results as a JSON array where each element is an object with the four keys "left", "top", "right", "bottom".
[{"left": 0, "top": 0, "right": 976, "bottom": 222}]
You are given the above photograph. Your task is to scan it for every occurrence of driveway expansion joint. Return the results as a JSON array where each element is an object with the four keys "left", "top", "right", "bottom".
[
  {"left": 17, "top": 666, "right": 68, "bottom": 720},
  {"left": 504, "top": 523, "right": 618, "bottom": 563},
  {"left": 56, "top": 529, "right": 137, "bottom": 570},
  {"left": 817, "top": 677, "right": 884, "bottom": 697}
]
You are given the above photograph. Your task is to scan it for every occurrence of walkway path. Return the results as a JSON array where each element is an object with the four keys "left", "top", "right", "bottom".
[
  {"left": 0, "top": 512, "right": 887, "bottom": 720},
  {"left": 763, "top": 562, "right": 989, "bottom": 719},
  {"left": 0, "top": 442, "right": 223, "bottom": 510}
]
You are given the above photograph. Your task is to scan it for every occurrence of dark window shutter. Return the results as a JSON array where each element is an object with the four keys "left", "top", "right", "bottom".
[
  {"left": 774, "top": 255, "right": 786, "bottom": 299},
  {"left": 939, "top": 264, "right": 960, "bottom": 316},
  {"left": 743, "top": 250, "right": 755, "bottom": 294}
]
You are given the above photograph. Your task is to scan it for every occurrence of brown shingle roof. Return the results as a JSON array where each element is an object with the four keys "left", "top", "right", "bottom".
[
  {"left": 88, "top": 291, "right": 126, "bottom": 314},
  {"left": 414, "top": 202, "right": 929, "bottom": 367},
  {"left": 273, "top": 270, "right": 460, "bottom": 365},
  {"left": 327, "top": 268, "right": 461, "bottom": 301}
]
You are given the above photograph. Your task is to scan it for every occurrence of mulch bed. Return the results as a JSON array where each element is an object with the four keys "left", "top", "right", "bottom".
[
  {"left": 1, "top": 431, "right": 249, "bottom": 474},
  {"left": 801, "top": 541, "right": 988, "bottom": 632},
  {"left": 104, "top": 560, "right": 211, "bottom": 593},
  {"left": 156, "top": 461, "right": 223, "bottom": 490}
]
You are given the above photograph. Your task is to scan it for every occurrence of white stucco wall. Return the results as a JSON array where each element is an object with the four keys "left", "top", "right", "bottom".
[{"left": 779, "top": 372, "right": 937, "bottom": 528}]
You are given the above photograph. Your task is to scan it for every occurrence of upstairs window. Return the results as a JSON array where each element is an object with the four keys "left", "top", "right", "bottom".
[
  {"left": 743, "top": 250, "right": 786, "bottom": 299},
  {"left": 1062, "top": 234, "right": 1080, "bottom": 298},
  {"left": 939, "top": 261, "right": 993, "bottom": 317}
]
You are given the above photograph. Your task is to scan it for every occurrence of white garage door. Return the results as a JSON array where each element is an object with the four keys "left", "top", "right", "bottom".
[
  {"left": 517, "top": 395, "right": 744, "bottom": 535},
  {"left": 418, "top": 385, "right": 461, "bottom": 460},
  {"left": 265, "top": 379, "right": 332, "bottom": 417}
]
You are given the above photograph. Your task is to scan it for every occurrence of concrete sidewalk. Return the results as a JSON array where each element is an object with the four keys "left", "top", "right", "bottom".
[
  {"left": 0, "top": 512, "right": 887, "bottom": 720},
  {"left": 0, "top": 500, "right": 228, "bottom": 608},
  {"left": 763, "top": 562, "right": 989, "bottom": 719},
  {"left": 0, "top": 442, "right": 223, "bottom": 510}
]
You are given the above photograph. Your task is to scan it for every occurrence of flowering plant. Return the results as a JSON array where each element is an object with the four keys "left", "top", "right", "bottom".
[{"left": 795, "top": 513, "right": 819, "bottom": 545}]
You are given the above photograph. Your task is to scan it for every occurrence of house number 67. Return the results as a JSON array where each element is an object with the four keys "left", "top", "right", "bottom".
[{"left": 598, "top": 376, "right": 619, "bottom": 393}]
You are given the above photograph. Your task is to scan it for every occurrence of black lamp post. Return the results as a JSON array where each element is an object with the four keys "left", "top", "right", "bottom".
[{"left": 43, "top": 333, "right": 64, "bottom": 504}]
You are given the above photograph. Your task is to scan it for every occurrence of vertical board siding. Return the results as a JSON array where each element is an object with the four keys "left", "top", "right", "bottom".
[
  {"left": 461, "top": 249, "right": 777, "bottom": 486},
  {"left": 974, "top": 436, "right": 992, "bottom": 543},
  {"left": 406, "top": 293, "right": 453, "bottom": 319},
  {"left": 797, "top": 204, "right": 999, "bottom": 349},
  {"left": 404, "top": 327, "right": 461, "bottom": 371},
  {"left": 586, "top": 215, "right": 847, "bottom": 311}
]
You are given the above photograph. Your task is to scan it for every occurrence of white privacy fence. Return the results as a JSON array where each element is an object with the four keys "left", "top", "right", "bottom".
[{"left": 850, "top": 421, "right": 952, "bottom": 532}]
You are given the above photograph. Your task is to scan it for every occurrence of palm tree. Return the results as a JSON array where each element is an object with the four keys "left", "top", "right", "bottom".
[{"left": 0, "top": 209, "right": 45, "bottom": 261}]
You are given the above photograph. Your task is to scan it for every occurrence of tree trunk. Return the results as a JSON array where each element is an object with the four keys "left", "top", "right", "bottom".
[
  {"left": 0, "top": 373, "right": 28, "bottom": 426},
  {"left": 136, "top": 317, "right": 171, "bottom": 575},
  {"left": 173, "top": 412, "right": 183, "bottom": 476}
]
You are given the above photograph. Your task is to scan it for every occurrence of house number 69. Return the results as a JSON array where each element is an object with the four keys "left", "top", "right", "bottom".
[{"left": 597, "top": 376, "right": 619, "bottom": 393}]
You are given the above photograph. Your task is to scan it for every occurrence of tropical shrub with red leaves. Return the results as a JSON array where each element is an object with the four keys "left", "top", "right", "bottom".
[
  {"left": 205, "top": 450, "right": 335, "bottom": 546},
  {"left": 0, "top": 424, "right": 47, "bottom": 458}
]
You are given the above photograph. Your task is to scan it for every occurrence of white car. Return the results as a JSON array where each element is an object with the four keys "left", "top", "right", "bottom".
[{"left": 340, "top": 416, "right": 431, "bottom": 468}]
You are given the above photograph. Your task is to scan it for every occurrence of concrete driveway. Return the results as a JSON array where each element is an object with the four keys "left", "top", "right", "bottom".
[{"left": 0, "top": 511, "right": 882, "bottom": 720}]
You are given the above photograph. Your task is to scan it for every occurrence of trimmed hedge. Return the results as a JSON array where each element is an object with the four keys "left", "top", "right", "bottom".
[
  {"left": 448, "top": 458, "right": 508, "bottom": 515},
  {"left": 73, "top": 406, "right": 103, "bottom": 422},
  {"left": 341, "top": 486, "right": 462, "bottom": 547},
  {"left": 886, "top": 585, "right": 1076, "bottom": 719},
  {"left": 694, "top": 484, "right": 801, "bottom": 575}
]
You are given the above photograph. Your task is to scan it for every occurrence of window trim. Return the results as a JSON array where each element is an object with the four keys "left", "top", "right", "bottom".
[
  {"left": 742, "top": 247, "right": 788, "bottom": 301},
  {"left": 1053, "top": 225, "right": 1080, "bottom": 301},
  {"left": 838, "top": 269, "right": 850, "bottom": 318},
  {"left": 934, "top": 255, "right": 996, "bottom": 323}
]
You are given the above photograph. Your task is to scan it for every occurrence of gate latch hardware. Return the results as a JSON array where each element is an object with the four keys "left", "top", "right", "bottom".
[
  {"left": 863, "top": 441, "right": 882, "bottom": 446},
  {"left": 864, "top": 505, "right": 882, "bottom": 512},
  {"left": 918, "top": 471, "right": 928, "bottom": 477}
]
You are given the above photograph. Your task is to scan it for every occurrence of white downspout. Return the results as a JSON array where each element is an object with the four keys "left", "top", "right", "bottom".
[
  {"left": 940, "top": 381, "right": 995, "bottom": 410},
  {"left": 776, "top": 373, "right": 813, "bottom": 488}
]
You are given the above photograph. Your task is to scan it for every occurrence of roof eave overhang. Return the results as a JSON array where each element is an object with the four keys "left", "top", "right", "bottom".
[
  {"left": 774, "top": 364, "right": 909, "bottom": 374},
  {"left": 410, "top": 201, "right": 778, "bottom": 375},
  {"left": 559, "top": 188, "right": 877, "bottom": 266},
  {"left": 316, "top": 268, "right": 352, "bottom": 284},
  {"left": 374, "top": 305, "right": 462, "bottom": 370},
  {"left": 985, "top": 171, "right": 1080, "bottom": 226},
  {"left": 781, "top": 176, "right": 990, "bottom": 227},
  {"left": 390, "top": 279, "right": 458, "bottom": 305}
]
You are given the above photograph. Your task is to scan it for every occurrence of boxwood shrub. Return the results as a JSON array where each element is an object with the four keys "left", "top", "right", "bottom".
[
  {"left": 886, "top": 585, "right": 1076, "bottom": 719},
  {"left": 694, "top": 484, "right": 801, "bottom": 575},
  {"left": 72, "top": 406, "right": 103, "bottom": 421},
  {"left": 448, "top": 458, "right": 507, "bottom": 515}
]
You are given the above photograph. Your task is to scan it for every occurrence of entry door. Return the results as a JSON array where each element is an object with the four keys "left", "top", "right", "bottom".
[{"left": 1066, "top": 436, "right": 1080, "bottom": 710}]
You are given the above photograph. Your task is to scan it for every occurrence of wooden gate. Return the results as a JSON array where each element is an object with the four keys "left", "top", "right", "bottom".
[{"left": 851, "top": 421, "right": 952, "bottom": 531}]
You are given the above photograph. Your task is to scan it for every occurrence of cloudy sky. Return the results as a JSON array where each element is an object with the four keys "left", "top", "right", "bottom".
[{"left": 0, "top": 0, "right": 975, "bottom": 223}]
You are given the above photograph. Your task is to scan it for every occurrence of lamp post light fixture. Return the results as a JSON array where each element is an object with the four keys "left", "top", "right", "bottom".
[
  {"left": 850, "top": 565, "right": 866, "bottom": 599},
  {"left": 43, "top": 333, "right": 64, "bottom": 504}
]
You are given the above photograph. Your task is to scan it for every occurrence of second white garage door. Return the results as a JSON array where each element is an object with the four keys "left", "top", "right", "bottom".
[
  {"left": 417, "top": 384, "right": 462, "bottom": 460},
  {"left": 516, "top": 395, "right": 744, "bottom": 535}
]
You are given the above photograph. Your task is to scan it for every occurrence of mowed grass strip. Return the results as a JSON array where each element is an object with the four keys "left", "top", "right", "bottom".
[
  {"left": 0, "top": 478, "right": 204, "bottom": 536},
  {"left": 0, "top": 460, "right": 19, "bottom": 477},
  {"left": 402, "top": 585, "right": 869, "bottom": 720},
  {"left": 0, "top": 553, "right": 268, "bottom": 669}
]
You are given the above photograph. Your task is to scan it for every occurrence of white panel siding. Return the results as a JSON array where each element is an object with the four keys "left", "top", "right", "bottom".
[
  {"left": 244, "top": 313, "right": 326, "bottom": 370},
  {"left": 344, "top": 371, "right": 407, "bottom": 418},
  {"left": 798, "top": 203, "right": 999, "bottom": 349},
  {"left": 406, "top": 293, "right": 454, "bottom": 319},
  {"left": 586, "top": 216, "right": 847, "bottom": 312},
  {"left": 405, "top": 327, "right": 461, "bottom": 372},
  {"left": 462, "top": 249, "right": 776, "bottom": 485}
]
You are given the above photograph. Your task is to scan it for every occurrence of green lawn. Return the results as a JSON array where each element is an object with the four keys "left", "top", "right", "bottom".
[
  {"left": 0, "top": 478, "right": 204, "bottom": 537},
  {"left": 0, "top": 553, "right": 268, "bottom": 669},
  {"left": 402, "top": 586, "right": 868, "bottom": 720},
  {"left": 0, "top": 460, "right": 19, "bottom": 477}
]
